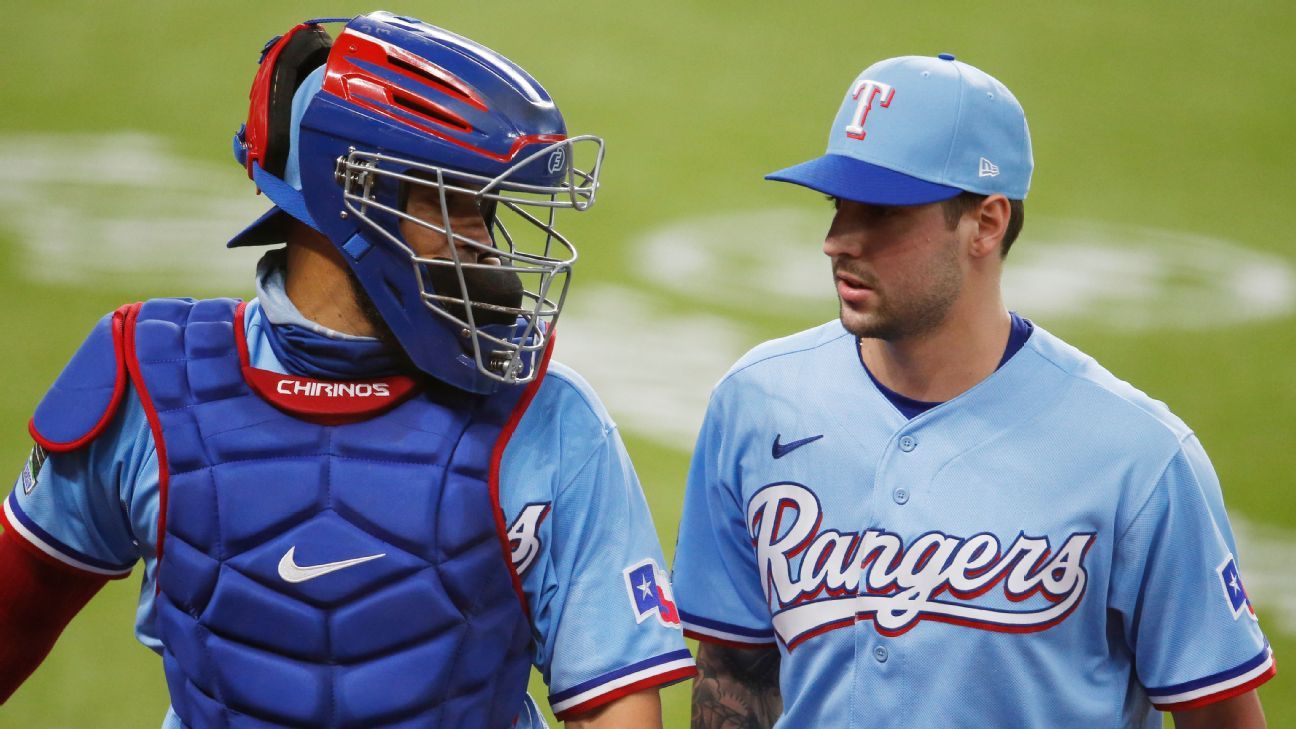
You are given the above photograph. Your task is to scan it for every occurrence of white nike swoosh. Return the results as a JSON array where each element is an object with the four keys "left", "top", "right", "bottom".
[{"left": 277, "top": 546, "right": 386, "bottom": 583}]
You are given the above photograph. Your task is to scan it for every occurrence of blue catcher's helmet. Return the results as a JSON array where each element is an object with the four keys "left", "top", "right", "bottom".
[{"left": 231, "top": 12, "right": 604, "bottom": 393}]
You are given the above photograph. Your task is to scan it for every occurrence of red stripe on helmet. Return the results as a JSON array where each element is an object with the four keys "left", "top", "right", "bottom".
[{"left": 322, "top": 29, "right": 567, "bottom": 163}]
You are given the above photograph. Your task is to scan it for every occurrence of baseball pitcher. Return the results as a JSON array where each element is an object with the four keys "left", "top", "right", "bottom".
[{"left": 673, "top": 54, "right": 1273, "bottom": 728}]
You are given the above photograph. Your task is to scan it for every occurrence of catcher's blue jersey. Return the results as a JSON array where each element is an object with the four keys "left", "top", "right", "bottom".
[
  {"left": 672, "top": 320, "right": 1273, "bottom": 727},
  {"left": 6, "top": 300, "right": 692, "bottom": 727}
]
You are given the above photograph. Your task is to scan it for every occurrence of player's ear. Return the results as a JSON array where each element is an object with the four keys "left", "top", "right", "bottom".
[{"left": 969, "top": 194, "right": 1011, "bottom": 259}]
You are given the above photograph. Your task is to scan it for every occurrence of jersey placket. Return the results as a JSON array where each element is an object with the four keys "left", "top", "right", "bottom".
[{"left": 852, "top": 421, "right": 936, "bottom": 727}]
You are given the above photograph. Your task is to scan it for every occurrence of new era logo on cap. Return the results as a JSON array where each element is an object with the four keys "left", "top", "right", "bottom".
[{"left": 766, "top": 53, "right": 1033, "bottom": 205}]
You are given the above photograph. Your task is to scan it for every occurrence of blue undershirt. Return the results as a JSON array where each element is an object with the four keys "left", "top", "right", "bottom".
[
  {"left": 256, "top": 250, "right": 405, "bottom": 379},
  {"left": 859, "top": 312, "right": 1034, "bottom": 419}
]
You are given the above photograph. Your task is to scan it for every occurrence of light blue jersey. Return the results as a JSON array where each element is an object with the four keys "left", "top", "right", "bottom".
[
  {"left": 6, "top": 300, "right": 692, "bottom": 727},
  {"left": 672, "top": 320, "right": 1273, "bottom": 727}
]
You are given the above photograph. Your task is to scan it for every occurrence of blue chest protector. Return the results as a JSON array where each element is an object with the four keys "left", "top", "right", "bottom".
[{"left": 36, "top": 298, "right": 537, "bottom": 729}]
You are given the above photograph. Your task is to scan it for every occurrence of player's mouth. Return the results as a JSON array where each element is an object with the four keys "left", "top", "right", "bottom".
[{"left": 834, "top": 270, "right": 875, "bottom": 305}]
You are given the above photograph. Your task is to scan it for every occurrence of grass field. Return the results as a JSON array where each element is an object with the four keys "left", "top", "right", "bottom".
[{"left": 1, "top": 1, "right": 1292, "bottom": 726}]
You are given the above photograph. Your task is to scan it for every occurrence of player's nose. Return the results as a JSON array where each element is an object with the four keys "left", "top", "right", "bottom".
[
  {"left": 823, "top": 227, "right": 863, "bottom": 259},
  {"left": 822, "top": 208, "right": 864, "bottom": 259}
]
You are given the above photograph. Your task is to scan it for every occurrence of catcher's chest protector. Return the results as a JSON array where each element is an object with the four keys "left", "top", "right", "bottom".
[{"left": 130, "top": 299, "right": 534, "bottom": 729}]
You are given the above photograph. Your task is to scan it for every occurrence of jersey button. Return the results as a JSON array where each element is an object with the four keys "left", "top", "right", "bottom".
[
  {"left": 873, "top": 645, "right": 889, "bottom": 663},
  {"left": 898, "top": 435, "right": 917, "bottom": 452},
  {"left": 893, "top": 488, "right": 909, "bottom": 505}
]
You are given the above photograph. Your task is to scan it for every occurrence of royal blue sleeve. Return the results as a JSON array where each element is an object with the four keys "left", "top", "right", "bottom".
[
  {"left": 1110, "top": 435, "right": 1274, "bottom": 710},
  {"left": 671, "top": 386, "right": 778, "bottom": 647},
  {"left": 501, "top": 364, "right": 694, "bottom": 719}
]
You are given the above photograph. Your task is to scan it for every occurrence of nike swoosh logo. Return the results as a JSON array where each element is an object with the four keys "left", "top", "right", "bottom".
[
  {"left": 277, "top": 546, "right": 386, "bottom": 583},
  {"left": 772, "top": 433, "right": 824, "bottom": 459}
]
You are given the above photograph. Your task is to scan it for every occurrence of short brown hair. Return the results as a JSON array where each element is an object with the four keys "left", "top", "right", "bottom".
[{"left": 941, "top": 192, "right": 1025, "bottom": 257}]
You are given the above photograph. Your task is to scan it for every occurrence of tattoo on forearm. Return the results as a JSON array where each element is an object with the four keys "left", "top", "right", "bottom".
[{"left": 691, "top": 643, "right": 783, "bottom": 729}]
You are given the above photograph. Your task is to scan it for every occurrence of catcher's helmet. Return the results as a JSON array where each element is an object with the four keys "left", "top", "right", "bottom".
[{"left": 231, "top": 12, "right": 603, "bottom": 393}]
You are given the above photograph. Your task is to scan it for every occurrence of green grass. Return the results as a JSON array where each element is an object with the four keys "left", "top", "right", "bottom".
[{"left": 1, "top": 1, "right": 1292, "bottom": 726}]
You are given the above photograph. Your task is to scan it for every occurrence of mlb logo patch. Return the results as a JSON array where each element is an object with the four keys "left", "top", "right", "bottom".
[
  {"left": 623, "top": 558, "right": 681, "bottom": 628},
  {"left": 1217, "top": 555, "right": 1256, "bottom": 621},
  {"left": 20, "top": 443, "right": 47, "bottom": 495}
]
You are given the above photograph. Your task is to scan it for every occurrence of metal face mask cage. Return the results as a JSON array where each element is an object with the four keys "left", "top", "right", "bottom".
[{"left": 335, "top": 135, "right": 605, "bottom": 386}]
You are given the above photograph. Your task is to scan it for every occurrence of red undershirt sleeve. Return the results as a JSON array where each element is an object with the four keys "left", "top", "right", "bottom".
[{"left": 0, "top": 527, "right": 108, "bottom": 704}]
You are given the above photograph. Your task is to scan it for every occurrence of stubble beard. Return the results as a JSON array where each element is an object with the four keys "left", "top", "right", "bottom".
[
  {"left": 835, "top": 243, "right": 964, "bottom": 342},
  {"left": 344, "top": 267, "right": 401, "bottom": 346},
  {"left": 343, "top": 267, "right": 421, "bottom": 376}
]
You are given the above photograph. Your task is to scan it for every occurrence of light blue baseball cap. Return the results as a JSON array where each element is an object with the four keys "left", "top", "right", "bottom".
[{"left": 766, "top": 53, "right": 1032, "bottom": 205}]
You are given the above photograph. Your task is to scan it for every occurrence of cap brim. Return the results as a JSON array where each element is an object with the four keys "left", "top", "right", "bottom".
[
  {"left": 765, "top": 154, "right": 962, "bottom": 205},
  {"left": 227, "top": 162, "right": 319, "bottom": 248},
  {"left": 227, "top": 205, "right": 293, "bottom": 248}
]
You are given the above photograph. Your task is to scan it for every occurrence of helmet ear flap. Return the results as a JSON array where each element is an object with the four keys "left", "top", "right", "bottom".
[{"left": 238, "top": 23, "right": 333, "bottom": 179}]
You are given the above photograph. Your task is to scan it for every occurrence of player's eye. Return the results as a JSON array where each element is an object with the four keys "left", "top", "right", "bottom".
[{"left": 824, "top": 194, "right": 840, "bottom": 210}]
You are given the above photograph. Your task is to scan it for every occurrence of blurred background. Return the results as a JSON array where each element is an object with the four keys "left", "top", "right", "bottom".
[{"left": 1, "top": 1, "right": 1292, "bottom": 726}]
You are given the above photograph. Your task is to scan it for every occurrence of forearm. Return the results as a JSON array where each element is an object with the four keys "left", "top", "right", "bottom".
[
  {"left": 565, "top": 689, "right": 662, "bottom": 728},
  {"left": 691, "top": 642, "right": 782, "bottom": 729},
  {"left": 1173, "top": 690, "right": 1266, "bottom": 729},
  {"left": 0, "top": 529, "right": 107, "bottom": 703}
]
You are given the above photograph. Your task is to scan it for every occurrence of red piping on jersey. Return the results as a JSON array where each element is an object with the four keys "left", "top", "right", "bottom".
[
  {"left": 778, "top": 590, "right": 1090, "bottom": 650},
  {"left": 552, "top": 666, "right": 698, "bottom": 720},
  {"left": 28, "top": 305, "right": 132, "bottom": 453},
  {"left": 0, "top": 508, "right": 130, "bottom": 581},
  {"left": 1152, "top": 661, "right": 1277, "bottom": 712},
  {"left": 782, "top": 617, "right": 857, "bottom": 651},
  {"left": 487, "top": 333, "right": 556, "bottom": 622},
  {"left": 118, "top": 302, "right": 171, "bottom": 592}
]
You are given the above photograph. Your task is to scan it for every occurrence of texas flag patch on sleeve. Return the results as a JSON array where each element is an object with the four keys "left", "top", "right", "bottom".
[
  {"left": 1218, "top": 555, "right": 1257, "bottom": 621},
  {"left": 623, "top": 558, "right": 681, "bottom": 628}
]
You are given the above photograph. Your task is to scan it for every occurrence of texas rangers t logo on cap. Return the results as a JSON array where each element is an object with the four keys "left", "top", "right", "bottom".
[
  {"left": 844, "top": 80, "right": 894, "bottom": 140},
  {"left": 765, "top": 54, "right": 1033, "bottom": 205}
]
